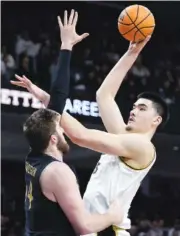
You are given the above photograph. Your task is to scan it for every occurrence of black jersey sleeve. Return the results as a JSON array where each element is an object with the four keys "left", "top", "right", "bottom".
[{"left": 48, "top": 50, "right": 71, "bottom": 114}]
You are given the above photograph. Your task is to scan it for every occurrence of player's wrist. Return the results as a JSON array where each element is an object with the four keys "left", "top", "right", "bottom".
[
  {"left": 61, "top": 42, "right": 73, "bottom": 51},
  {"left": 126, "top": 50, "right": 139, "bottom": 57},
  {"left": 28, "top": 85, "right": 34, "bottom": 93}
]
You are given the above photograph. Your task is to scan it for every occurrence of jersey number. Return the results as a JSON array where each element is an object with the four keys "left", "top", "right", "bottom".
[{"left": 26, "top": 181, "right": 33, "bottom": 210}]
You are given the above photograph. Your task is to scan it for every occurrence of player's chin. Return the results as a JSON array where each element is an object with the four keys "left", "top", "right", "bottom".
[
  {"left": 126, "top": 124, "right": 133, "bottom": 131},
  {"left": 57, "top": 140, "right": 70, "bottom": 155},
  {"left": 63, "top": 142, "right": 70, "bottom": 155},
  {"left": 126, "top": 120, "right": 138, "bottom": 131}
]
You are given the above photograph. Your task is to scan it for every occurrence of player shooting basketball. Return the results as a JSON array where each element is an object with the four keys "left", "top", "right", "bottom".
[{"left": 11, "top": 35, "right": 169, "bottom": 236}]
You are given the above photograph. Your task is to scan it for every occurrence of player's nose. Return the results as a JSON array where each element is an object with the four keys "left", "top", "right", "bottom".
[{"left": 130, "top": 110, "right": 135, "bottom": 117}]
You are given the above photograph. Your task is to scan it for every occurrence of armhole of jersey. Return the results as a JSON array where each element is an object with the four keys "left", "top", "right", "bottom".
[{"left": 119, "top": 144, "right": 156, "bottom": 171}]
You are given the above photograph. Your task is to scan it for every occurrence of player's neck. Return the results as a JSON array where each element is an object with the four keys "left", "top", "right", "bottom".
[
  {"left": 44, "top": 148, "right": 63, "bottom": 162},
  {"left": 129, "top": 129, "right": 155, "bottom": 140},
  {"left": 141, "top": 129, "right": 155, "bottom": 140}
]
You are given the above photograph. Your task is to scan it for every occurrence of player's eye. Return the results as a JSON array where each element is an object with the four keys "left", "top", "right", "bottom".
[{"left": 140, "top": 107, "right": 146, "bottom": 111}]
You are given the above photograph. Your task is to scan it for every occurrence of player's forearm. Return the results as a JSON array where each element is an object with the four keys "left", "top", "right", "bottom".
[
  {"left": 61, "top": 112, "right": 86, "bottom": 142},
  {"left": 48, "top": 43, "right": 72, "bottom": 114},
  {"left": 96, "top": 51, "right": 139, "bottom": 99},
  {"left": 29, "top": 84, "right": 50, "bottom": 108},
  {"left": 96, "top": 51, "right": 137, "bottom": 133},
  {"left": 82, "top": 212, "right": 113, "bottom": 234}
]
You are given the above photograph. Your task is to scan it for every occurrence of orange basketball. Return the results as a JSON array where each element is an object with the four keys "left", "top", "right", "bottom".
[{"left": 118, "top": 5, "right": 155, "bottom": 42}]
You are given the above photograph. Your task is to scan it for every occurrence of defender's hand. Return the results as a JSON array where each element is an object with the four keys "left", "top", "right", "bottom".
[
  {"left": 58, "top": 9, "right": 89, "bottom": 49},
  {"left": 108, "top": 199, "right": 124, "bottom": 226},
  {"left": 127, "top": 36, "right": 151, "bottom": 55},
  {"left": 10, "top": 74, "right": 33, "bottom": 91}
]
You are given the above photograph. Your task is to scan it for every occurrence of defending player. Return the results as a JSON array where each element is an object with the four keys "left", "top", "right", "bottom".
[
  {"left": 11, "top": 38, "right": 169, "bottom": 236},
  {"left": 14, "top": 10, "right": 124, "bottom": 236}
]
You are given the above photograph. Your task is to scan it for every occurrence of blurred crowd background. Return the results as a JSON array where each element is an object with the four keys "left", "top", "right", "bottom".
[{"left": 1, "top": 1, "right": 180, "bottom": 236}]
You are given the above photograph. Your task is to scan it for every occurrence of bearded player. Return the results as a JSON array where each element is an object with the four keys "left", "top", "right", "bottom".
[{"left": 11, "top": 36, "right": 169, "bottom": 236}]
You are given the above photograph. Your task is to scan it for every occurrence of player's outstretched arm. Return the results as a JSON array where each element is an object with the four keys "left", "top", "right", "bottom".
[
  {"left": 11, "top": 78, "right": 153, "bottom": 163},
  {"left": 40, "top": 162, "right": 124, "bottom": 234},
  {"left": 62, "top": 112, "right": 153, "bottom": 162},
  {"left": 96, "top": 37, "right": 150, "bottom": 134},
  {"left": 48, "top": 10, "right": 89, "bottom": 115}
]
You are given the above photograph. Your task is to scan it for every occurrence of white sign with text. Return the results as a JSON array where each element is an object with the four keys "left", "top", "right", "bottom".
[{"left": 0, "top": 88, "right": 100, "bottom": 117}]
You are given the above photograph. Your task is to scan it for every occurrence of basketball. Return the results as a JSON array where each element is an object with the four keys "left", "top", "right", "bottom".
[{"left": 118, "top": 5, "right": 155, "bottom": 42}]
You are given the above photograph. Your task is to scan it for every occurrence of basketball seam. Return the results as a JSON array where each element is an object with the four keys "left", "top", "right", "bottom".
[
  {"left": 120, "top": 23, "right": 155, "bottom": 37},
  {"left": 135, "top": 25, "right": 155, "bottom": 40},
  {"left": 138, "top": 26, "right": 155, "bottom": 29},
  {"left": 118, "top": 5, "right": 139, "bottom": 26},
  {"left": 134, "top": 5, "right": 140, "bottom": 24},
  {"left": 118, "top": 21, "right": 134, "bottom": 26},
  {"left": 125, "top": 9, "right": 148, "bottom": 38},
  {"left": 120, "top": 12, "right": 152, "bottom": 30},
  {"left": 124, "top": 8, "right": 152, "bottom": 39},
  {"left": 119, "top": 25, "right": 137, "bottom": 36},
  {"left": 134, "top": 30, "right": 143, "bottom": 42}
]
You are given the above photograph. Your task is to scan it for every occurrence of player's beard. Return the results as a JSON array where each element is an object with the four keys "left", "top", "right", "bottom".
[
  {"left": 126, "top": 125, "right": 133, "bottom": 131},
  {"left": 56, "top": 134, "right": 70, "bottom": 154}
]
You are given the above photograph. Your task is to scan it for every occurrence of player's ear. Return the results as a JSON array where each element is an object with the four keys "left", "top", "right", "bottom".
[
  {"left": 153, "top": 116, "right": 162, "bottom": 126},
  {"left": 50, "top": 134, "right": 58, "bottom": 144}
]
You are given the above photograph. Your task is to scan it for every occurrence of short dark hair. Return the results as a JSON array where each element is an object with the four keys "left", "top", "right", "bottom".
[
  {"left": 23, "top": 109, "right": 59, "bottom": 152},
  {"left": 137, "top": 92, "right": 170, "bottom": 127}
]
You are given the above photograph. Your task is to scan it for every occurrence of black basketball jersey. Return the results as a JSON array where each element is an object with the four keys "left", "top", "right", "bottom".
[{"left": 24, "top": 151, "right": 77, "bottom": 236}]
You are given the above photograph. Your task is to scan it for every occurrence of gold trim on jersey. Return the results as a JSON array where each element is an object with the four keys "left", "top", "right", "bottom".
[
  {"left": 96, "top": 225, "right": 125, "bottom": 236},
  {"left": 113, "top": 225, "right": 125, "bottom": 236},
  {"left": 119, "top": 145, "right": 156, "bottom": 171}
]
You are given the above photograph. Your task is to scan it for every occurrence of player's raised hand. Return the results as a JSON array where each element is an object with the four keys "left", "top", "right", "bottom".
[
  {"left": 57, "top": 9, "right": 89, "bottom": 48},
  {"left": 11, "top": 74, "right": 50, "bottom": 107},
  {"left": 128, "top": 35, "right": 151, "bottom": 55},
  {"left": 10, "top": 74, "right": 33, "bottom": 91}
]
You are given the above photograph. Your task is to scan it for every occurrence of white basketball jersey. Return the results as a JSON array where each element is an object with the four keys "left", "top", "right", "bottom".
[{"left": 83, "top": 153, "right": 156, "bottom": 230}]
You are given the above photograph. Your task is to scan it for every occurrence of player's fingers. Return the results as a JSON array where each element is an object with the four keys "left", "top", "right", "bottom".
[
  {"left": 10, "top": 81, "right": 26, "bottom": 88},
  {"left": 57, "top": 16, "right": 63, "bottom": 28},
  {"left": 129, "top": 42, "right": 136, "bottom": 50},
  {"left": 80, "top": 33, "right": 89, "bottom": 40},
  {"left": 129, "top": 41, "right": 137, "bottom": 49},
  {"left": 72, "top": 11, "right": 78, "bottom": 27},
  {"left": 142, "top": 35, "right": 151, "bottom": 45},
  {"left": 10, "top": 80, "right": 19, "bottom": 85},
  {"left": 68, "top": 9, "right": 75, "bottom": 25},
  {"left": 139, "top": 35, "right": 151, "bottom": 46},
  {"left": 22, "top": 75, "right": 31, "bottom": 83},
  {"left": 64, "top": 10, "right": 68, "bottom": 26},
  {"left": 23, "top": 75, "right": 28, "bottom": 80},
  {"left": 15, "top": 74, "right": 23, "bottom": 81},
  {"left": 146, "top": 35, "right": 151, "bottom": 41}
]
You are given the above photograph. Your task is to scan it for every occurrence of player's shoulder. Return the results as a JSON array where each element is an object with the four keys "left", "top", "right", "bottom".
[
  {"left": 41, "top": 161, "right": 75, "bottom": 182},
  {"left": 119, "top": 132, "right": 152, "bottom": 147},
  {"left": 125, "top": 132, "right": 155, "bottom": 157},
  {"left": 40, "top": 161, "right": 77, "bottom": 192},
  {"left": 135, "top": 133, "right": 155, "bottom": 152},
  {"left": 47, "top": 161, "right": 72, "bottom": 173},
  {"left": 135, "top": 134, "right": 156, "bottom": 161}
]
